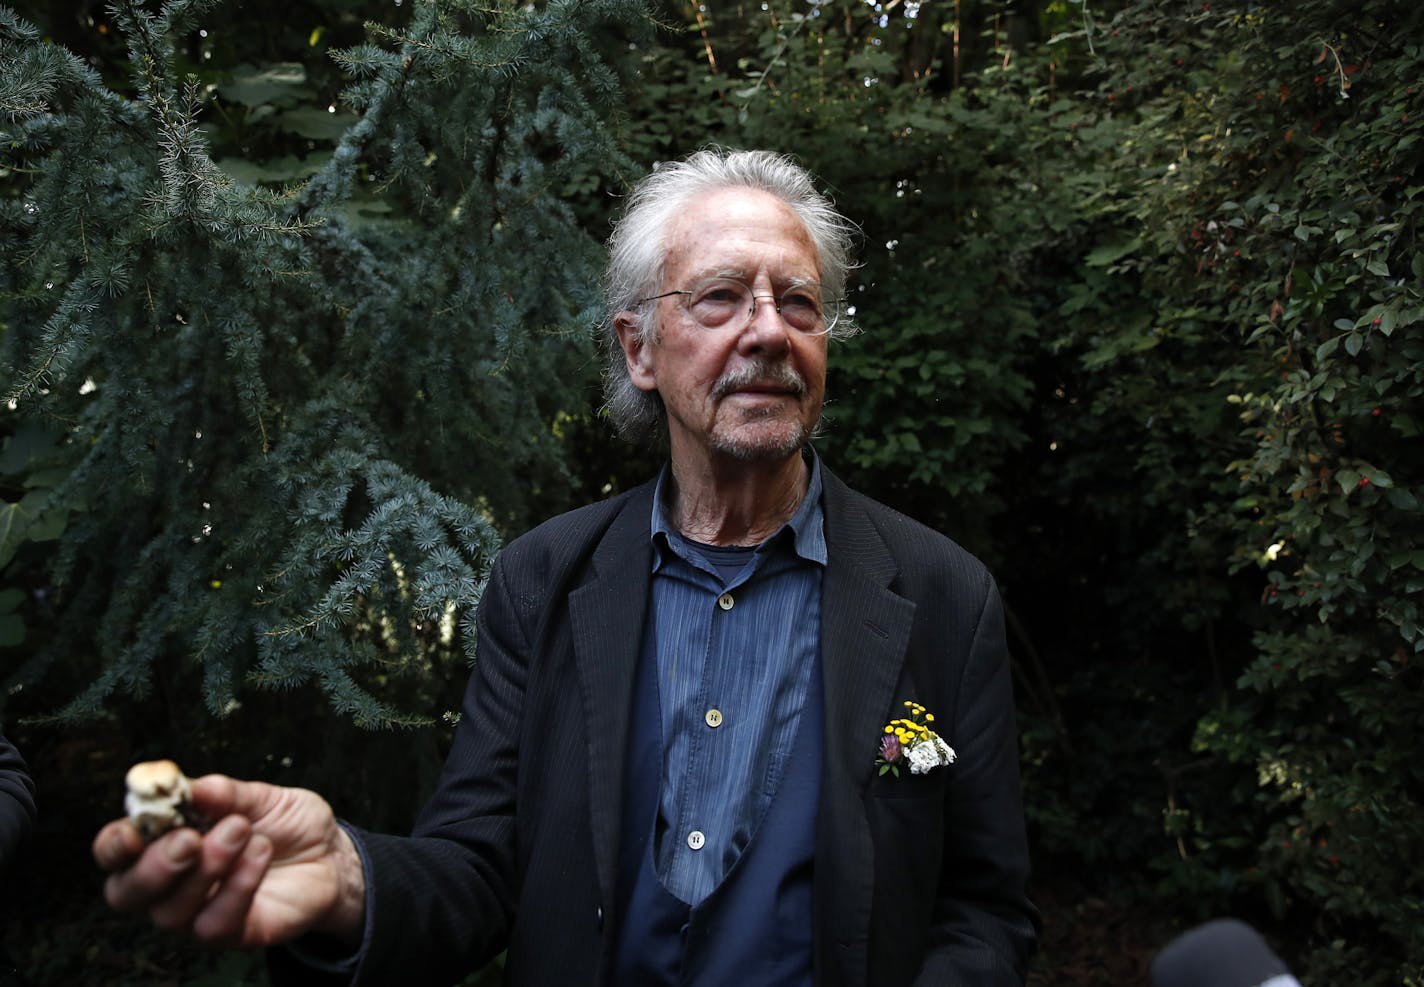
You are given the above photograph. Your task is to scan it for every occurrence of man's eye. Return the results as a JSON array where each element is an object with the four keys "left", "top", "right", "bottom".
[
  {"left": 698, "top": 287, "right": 743, "bottom": 306},
  {"left": 694, "top": 277, "right": 751, "bottom": 304},
  {"left": 780, "top": 291, "right": 820, "bottom": 312}
]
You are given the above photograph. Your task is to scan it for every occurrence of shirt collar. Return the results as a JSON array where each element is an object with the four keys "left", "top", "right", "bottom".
[{"left": 650, "top": 448, "right": 827, "bottom": 568}]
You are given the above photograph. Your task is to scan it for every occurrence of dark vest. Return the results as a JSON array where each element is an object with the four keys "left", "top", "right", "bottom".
[{"left": 611, "top": 630, "right": 823, "bottom": 986}]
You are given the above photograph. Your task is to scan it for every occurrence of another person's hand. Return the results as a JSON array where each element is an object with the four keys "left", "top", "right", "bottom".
[{"left": 93, "top": 775, "right": 366, "bottom": 949}]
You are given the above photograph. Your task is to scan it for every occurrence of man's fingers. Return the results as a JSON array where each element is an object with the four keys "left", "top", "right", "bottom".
[
  {"left": 147, "top": 816, "right": 253, "bottom": 933},
  {"left": 92, "top": 817, "right": 146, "bottom": 874},
  {"left": 101, "top": 826, "right": 201, "bottom": 913},
  {"left": 191, "top": 834, "right": 274, "bottom": 947},
  {"left": 188, "top": 774, "right": 280, "bottom": 823}
]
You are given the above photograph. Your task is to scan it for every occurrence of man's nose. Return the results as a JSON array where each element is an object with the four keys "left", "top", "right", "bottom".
[{"left": 738, "top": 294, "right": 793, "bottom": 351}]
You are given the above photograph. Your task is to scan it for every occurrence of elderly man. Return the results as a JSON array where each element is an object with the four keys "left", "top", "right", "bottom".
[{"left": 94, "top": 149, "right": 1037, "bottom": 986}]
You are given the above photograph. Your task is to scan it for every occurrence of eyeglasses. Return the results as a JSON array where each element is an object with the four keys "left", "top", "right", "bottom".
[{"left": 636, "top": 277, "right": 841, "bottom": 336}]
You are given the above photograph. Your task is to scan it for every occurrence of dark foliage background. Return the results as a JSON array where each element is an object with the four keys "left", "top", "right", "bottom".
[{"left": 1, "top": 0, "right": 1420, "bottom": 983}]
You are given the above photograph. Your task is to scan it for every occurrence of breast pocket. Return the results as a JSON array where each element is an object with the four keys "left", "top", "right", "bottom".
[
  {"left": 866, "top": 767, "right": 949, "bottom": 907},
  {"left": 869, "top": 763, "right": 950, "bottom": 800}
]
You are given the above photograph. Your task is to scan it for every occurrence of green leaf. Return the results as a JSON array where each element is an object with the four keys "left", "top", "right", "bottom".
[
  {"left": 0, "top": 496, "right": 41, "bottom": 569},
  {"left": 273, "top": 108, "right": 357, "bottom": 141},
  {"left": 0, "top": 421, "right": 62, "bottom": 475},
  {"left": 1386, "top": 487, "right": 1419, "bottom": 509},
  {"left": 0, "top": 614, "right": 23, "bottom": 648},
  {"left": 1390, "top": 550, "right": 1424, "bottom": 571},
  {"left": 219, "top": 62, "right": 309, "bottom": 107},
  {"left": 1085, "top": 238, "right": 1141, "bottom": 267}
]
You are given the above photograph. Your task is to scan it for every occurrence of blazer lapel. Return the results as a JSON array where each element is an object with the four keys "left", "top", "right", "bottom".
[
  {"left": 569, "top": 481, "right": 656, "bottom": 916},
  {"left": 815, "top": 470, "right": 916, "bottom": 983}
]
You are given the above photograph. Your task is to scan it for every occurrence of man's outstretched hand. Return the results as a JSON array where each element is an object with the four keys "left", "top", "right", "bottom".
[{"left": 93, "top": 775, "right": 366, "bottom": 950}]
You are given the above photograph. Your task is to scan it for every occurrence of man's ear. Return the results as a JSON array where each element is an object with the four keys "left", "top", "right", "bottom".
[{"left": 613, "top": 311, "right": 658, "bottom": 392}]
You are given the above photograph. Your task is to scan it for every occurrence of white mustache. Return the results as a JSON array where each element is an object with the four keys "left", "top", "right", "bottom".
[{"left": 712, "top": 361, "right": 807, "bottom": 400}]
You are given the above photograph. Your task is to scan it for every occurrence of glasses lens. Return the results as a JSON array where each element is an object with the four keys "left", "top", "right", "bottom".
[
  {"left": 683, "top": 279, "right": 835, "bottom": 335},
  {"left": 686, "top": 279, "right": 749, "bottom": 330},
  {"left": 775, "top": 286, "right": 826, "bottom": 334}
]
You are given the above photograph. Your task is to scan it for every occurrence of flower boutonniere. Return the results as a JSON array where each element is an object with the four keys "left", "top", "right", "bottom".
[{"left": 876, "top": 701, "right": 955, "bottom": 778}]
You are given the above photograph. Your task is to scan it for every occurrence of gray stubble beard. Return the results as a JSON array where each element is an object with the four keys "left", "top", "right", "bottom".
[{"left": 707, "top": 359, "right": 822, "bottom": 462}]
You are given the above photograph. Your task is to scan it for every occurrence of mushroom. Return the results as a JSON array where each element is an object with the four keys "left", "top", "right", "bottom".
[{"left": 124, "top": 760, "right": 194, "bottom": 840}]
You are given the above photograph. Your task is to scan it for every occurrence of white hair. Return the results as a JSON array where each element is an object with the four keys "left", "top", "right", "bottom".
[{"left": 601, "top": 148, "right": 860, "bottom": 444}]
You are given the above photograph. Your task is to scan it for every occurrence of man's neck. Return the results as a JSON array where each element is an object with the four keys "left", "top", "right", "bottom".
[{"left": 667, "top": 450, "right": 810, "bottom": 547}]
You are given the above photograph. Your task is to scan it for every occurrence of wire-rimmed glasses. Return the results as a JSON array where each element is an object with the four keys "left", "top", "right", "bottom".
[{"left": 636, "top": 277, "right": 841, "bottom": 336}]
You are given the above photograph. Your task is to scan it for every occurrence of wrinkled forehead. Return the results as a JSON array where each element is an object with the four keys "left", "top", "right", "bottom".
[{"left": 659, "top": 187, "right": 822, "bottom": 287}]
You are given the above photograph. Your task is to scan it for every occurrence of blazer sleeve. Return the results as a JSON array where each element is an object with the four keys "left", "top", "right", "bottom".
[
  {"left": 354, "top": 551, "right": 532, "bottom": 985},
  {"left": 0, "top": 730, "right": 36, "bottom": 877},
  {"left": 269, "top": 488, "right": 638, "bottom": 987},
  {"left": 913, "top": 575, "right": 1038, "bottom": 986}
]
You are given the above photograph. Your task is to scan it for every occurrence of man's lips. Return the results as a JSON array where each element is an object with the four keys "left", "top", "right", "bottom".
[{"left": 727, "top": 383, "right": 794, "bottom": 396}]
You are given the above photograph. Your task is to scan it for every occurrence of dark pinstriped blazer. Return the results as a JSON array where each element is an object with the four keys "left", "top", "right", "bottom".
[{"left": 335, "top": 466, "right": 1037, "bottom": 986}]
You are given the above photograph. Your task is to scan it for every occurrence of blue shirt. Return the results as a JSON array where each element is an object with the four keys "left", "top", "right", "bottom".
[{"left": 647, "top": 455, "right": 826, "bottom": 905}]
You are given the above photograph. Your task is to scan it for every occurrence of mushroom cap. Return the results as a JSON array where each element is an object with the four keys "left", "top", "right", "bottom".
[
  {"left": 125, "top": 759, "right": 189, "bottom": 799},
  {"left": 125, "top": 760, "right": 194, "bottom": 839}
]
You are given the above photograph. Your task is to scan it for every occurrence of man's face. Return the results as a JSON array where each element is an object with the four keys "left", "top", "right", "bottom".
[{"left": 616, "top": 187, "right": 828, "bottom": 468}]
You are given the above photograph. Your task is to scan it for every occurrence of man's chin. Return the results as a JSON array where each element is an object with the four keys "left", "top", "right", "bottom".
[{"left": 708, "top": 419, "right": 814, "bottom": 463}]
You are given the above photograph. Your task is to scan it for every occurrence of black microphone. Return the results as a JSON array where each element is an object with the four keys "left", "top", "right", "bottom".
[{"left": 1150, "top": 919, "right": 1301, "bottom": 987}]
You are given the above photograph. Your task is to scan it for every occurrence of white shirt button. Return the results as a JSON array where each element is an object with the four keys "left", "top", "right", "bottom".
[
  {"left": 717, "top": 592, "right": 734, "bottom": 610},
  {"left": 687, "top": 830, "right": 705, "bottom": 850},
  {"left": 704, "top": 708, "right": 723, "bottom": 728}
]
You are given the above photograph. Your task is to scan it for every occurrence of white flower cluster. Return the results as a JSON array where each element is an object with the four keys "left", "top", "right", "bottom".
[{"left": 907, "top": 735, "right": 956, "bottom": 775}]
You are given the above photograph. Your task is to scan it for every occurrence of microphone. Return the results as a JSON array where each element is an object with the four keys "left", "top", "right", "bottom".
[{"left": 1150, "top": 919, "right": 1301, "bottom": 987}]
